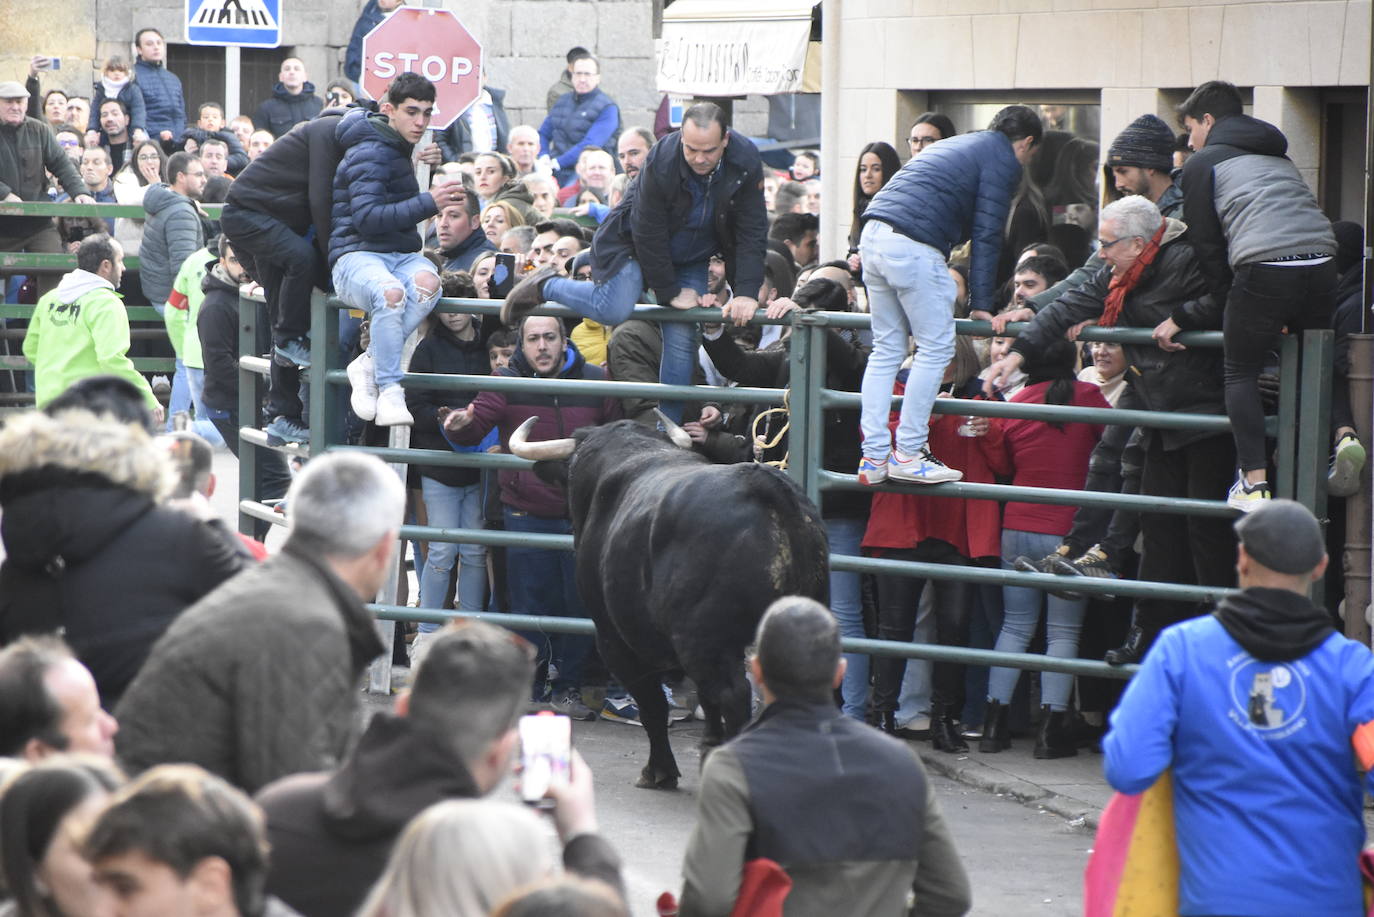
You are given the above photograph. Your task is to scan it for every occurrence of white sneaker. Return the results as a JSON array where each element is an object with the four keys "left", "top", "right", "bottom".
[
  {"left": 374, "top": 384, "right": 413, "bottom": 426},
  {"left": 888, "top": 446, "right": 963, "bottom": 484},
  {"left": 346, "top": 352, "right": 379, "bottom": 421}
]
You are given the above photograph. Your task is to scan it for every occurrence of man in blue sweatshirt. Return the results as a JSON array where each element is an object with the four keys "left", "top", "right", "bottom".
[{"left": 1104, "top": 499, "right": 1374, "bottom": 917}]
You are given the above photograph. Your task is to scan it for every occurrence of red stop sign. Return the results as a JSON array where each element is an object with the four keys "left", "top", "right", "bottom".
[{"left": 361, "top": 8, "right": 483, "bottom": 131}]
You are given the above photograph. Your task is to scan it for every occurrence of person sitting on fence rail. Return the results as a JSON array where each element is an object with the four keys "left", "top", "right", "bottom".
[
  {"left": 1102, "top": 499, "right": 1374, "bottom": 917},
  {"left": 0, "top": 79, "right": 94, "bottom": 300},
  {"left": 255, "top": 621, "right": 540, "bottom": 917},
  {"left": 503, "top": 101, "right": 767, "bottom": 426},
  {"left": 113, "top": 452, "right": 399, "bottom": 793},
  {"left": 442, "top": 314, "right": 622, "bottom": 720},
  {"left": 332, "top": 73, "right": 462, "bottom": 428},
  {"left": 985, "top": 194, "right": 1235, "bottom": 667},
  {"left": 0, "top": 374, "right": 246, "bottom": 709}
]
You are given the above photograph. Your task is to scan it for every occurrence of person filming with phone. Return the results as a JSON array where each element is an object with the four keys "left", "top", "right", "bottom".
[{"left": 255, "top": 620, "right": 621, "bottom": 917}]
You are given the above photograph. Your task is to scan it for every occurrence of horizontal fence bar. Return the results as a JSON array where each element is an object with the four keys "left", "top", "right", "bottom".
[
  {"left": 818, "top": 470, "right": 1239, "bottom": 520},
  {"left": 819, "top": 388, "right": 1233, "bottom": 434},
  {"left": 0, "top": 253, "right": 141, "bottom": 273},
  {"left": 333, "top": 295, "right": 795, "bottom": 326},
  {"left": 367, "top": 605, "right": 1138, "bottom": 680},
  {"left": 326, "top": 369, "right": 787, "bottom": 407},
  {"left": 0, "top": 355, "right": 174, "bottom": 372},
  {"left": 239, "top": 356, "right": 272, "bottom": 377},
  {"left": 0, "top": 201, "right": 223, "bottom": 219},
  {"left": 391, "top": 522, "right": 1233, "bottom": 603},
  {"left": 239, "top": 427, "right": 310, "bottom": 458},
  {"left": 1, "top": 304, "right": 164, "bottom": 321}
]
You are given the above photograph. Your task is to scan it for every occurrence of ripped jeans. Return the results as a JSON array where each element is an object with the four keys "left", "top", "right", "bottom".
[{"left": 331, "top": 251, "right": 441, "bottom": 388}]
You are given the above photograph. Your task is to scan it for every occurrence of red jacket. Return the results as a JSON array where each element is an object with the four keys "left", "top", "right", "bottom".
[
  {"left": 990, "top": 380, "right": 1107, "bottom": 536},
  {"left": 862, "top": 381, "right": 1010, "bottom": 561}
]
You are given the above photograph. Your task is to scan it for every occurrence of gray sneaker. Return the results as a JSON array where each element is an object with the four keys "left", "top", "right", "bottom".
[
  {"left": 550, "top": 688, "right": 597, "bottom": 721},
  {"left": 265, "top": 415, "right": 309, "bottom": 445},
  {"left": 273, "top": 335, "right": 312, "bottom": 369}
]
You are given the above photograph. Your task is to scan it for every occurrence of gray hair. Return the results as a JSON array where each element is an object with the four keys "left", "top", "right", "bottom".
[
  {"left": 754, "top": 596, "right": 840, "bottom": 703},
  {"left": 357, "top": 799, "right": 554, "bottom": 917},
  {"left": 285, "top": 453, "right": 405, "bottom": 558},
  {"left": 1100, "top": 195, "right": 1162, "bottom": 242}
]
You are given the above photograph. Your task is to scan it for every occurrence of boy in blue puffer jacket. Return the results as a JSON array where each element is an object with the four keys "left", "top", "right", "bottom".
[
  {"left": 330, "top": 72, "right": 464, "bottom": 427},
  {"left": 1104, "top": 500, "right": 1374, "bottom": 917}
]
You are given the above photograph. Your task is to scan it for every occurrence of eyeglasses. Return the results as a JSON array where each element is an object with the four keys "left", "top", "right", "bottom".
[
  {"left": 909, "top": 136, "right": 938, "bottom": 149},
  {"left": 137, "top": 153, "right": 161, "bottom": 162},
  {"left": 58, "top": 138, "right": 79, "bottom": 147},
  {"left": 1097, "top": 236, "right": 1132, "bottom": 250}
]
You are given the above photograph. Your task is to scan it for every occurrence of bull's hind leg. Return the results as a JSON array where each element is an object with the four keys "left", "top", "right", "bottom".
[{"left": 690, "top": 655, "right": 753, "bottom": 763}]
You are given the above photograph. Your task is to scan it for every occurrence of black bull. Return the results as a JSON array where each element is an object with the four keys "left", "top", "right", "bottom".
[{"left": 516, "top": 418, "right": 830, "bottom": 789}]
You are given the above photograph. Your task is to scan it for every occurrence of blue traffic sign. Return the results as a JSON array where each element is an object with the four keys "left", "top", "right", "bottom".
[{"left": 186, "top": 0, "right": 281, "bottom": 48}]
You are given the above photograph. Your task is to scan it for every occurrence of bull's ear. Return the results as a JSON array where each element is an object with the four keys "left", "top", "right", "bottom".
[{"left": 531, "top": 458, "right": 570, "bottom": 490}]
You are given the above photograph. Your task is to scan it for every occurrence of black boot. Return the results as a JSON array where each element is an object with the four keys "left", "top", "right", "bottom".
[
  {"left": 1105, "top": 625, "right": 1148, "bottom": 666},
  {"left": 931, "top": 703, "right": 969, "bottom": 753},
  {"left": 879, "top": 710, "right": 897, "bottom": 735},
  {"left": 1034, "top": 705, "right": 1079, "bottom": 759},
  {"left": 978, "top": 700, "right": 1010, "bottom": 753}
]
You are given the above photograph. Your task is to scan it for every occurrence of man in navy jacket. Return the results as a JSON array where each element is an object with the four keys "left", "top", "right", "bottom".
[
  {"left": 538, "top": 54, "right": 619, "bottom": 187},
  {"left": 132, "top": 28, "right": 185, "bottom": 147},
  {"left": 330, "top": 73, "right": 462, "bottom": 427},
  {"left": 1104, "top": 500, "right": 1374, "bottom": 917},
  {"left": 856, "top": 105, "right": 1039, "bottom": 488},
  {"left": 503, "top": 102, "right": 766, "bottom": 423}
]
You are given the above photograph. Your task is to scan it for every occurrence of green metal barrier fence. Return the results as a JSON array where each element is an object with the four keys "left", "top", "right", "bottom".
[
  {"left": 0, "top": 202, "right": 229, "bottom": 392},
  {"left": 225, "top": 288, "right": 1332, "bottom": 694}
]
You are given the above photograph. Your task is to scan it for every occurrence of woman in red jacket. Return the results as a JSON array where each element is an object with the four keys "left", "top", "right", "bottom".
[
  {"left": 863, "top": 337, "right": 1008, "bottom": 751},
  {"left": 981, "top": 337, "right": 1108, "bottom": 758}
]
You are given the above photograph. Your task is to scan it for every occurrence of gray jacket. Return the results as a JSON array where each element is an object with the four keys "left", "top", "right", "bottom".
[
  {"left": 139, "top": 183, "right": 204, "bottom": 305},
  {"left": 1181, "top": 114, "right": 1335, "bottom": 300},
  {"left": 114, "top": 543, "right": 384, "bottom": 794}
]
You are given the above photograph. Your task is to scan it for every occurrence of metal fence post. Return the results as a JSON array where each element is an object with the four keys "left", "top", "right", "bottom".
[
  {"left": 786, "top": 315, "right": 812, "bottom": 490},
  {"left": 309, "top": 292, "right": 341, "bottom": 455},
  {"left": 802, "top": 320, "right": 827, "bottom": 508},
  {"left": 1296, "top": 330, "right": 1334, "bottom": 609},
  {"left": 236, "top": 292, "right": 260, "bottom": 537},
  {"left": 1275, "top": 334, "right": 1301, "bottom": 500}
]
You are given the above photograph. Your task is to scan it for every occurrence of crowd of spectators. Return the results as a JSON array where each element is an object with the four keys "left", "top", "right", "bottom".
[{"left": 0, "top": 12, "right": 1371, "bottom": 915}]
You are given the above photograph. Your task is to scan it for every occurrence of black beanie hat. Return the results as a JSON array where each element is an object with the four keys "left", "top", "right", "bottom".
[{"left": 1106, "top": 114, "right": 1175, "bottom": 172}]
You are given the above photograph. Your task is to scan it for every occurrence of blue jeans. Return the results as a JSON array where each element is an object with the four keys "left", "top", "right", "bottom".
[
  {"left": 987, "top": 529, "right": 1088, "bottom": 710},
  {"left": 331, "top": 251, "right": 440, "bottom": 388},
  {"left": 417, "top": 478, "right": 488, "bottom": 633},
  {"left": 544, "top": 260, "right": 707, "bottom": 424},
  {"left": 185, "top": 366, "right": 224, "bottom": 446},
  {"left": 165, "top": 355, "right": 190, "bottom": 430},
  {"left": 503, "top": 506, "right": 591, "bottom": 695},
  {"left": 826, "top": 517, "right": 869, "bottom": 720},
  {"left": 858, "top": 220, "right": 957, "bottom": 459}
]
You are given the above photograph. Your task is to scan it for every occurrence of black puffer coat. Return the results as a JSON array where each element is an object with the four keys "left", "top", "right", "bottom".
[{"left": 0, "top": 409, "right": 246, "bottom": 707}]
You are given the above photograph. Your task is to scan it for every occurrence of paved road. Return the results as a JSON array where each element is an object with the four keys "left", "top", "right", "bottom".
[{"left": 221, "top": 449, "right": 1091, "bottom": 916}]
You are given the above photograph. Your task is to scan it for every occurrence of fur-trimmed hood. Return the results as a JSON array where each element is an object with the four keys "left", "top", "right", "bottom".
[{"left": 0, "top": 410, "right": 175, "bottom": 571}]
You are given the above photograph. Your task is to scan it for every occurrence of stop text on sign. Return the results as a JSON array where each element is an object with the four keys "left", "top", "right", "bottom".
[{"left": 371, "top": 52, "right": 474, "bottom": 84}]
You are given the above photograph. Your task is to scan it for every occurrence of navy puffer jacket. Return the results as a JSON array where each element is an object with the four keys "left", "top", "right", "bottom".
[
  {"left": 329, "top": 108, "right": 437, "bottom": 266},
  {"left": 134, "top": 58, "right": 186, "bottom": 139},
  {"left": 539, "top": 87, "right": 620, "bottom": 176},
  {"left": 252, "top": 82, "right": 324, "bottom": 140},
  {"left": 862, "top": 130, "right": 1023, "bottom": 314}
]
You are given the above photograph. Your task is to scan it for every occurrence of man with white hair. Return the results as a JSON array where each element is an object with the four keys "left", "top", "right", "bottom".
[
  {"left": 506, "top": 124, "right": 543, "bottom": 177},
  {"left": 985, "top": 194, "right": 1233, "bottom": 670},
  {"left": 113, "top": 452, "right": 402, "bottom": 793}
]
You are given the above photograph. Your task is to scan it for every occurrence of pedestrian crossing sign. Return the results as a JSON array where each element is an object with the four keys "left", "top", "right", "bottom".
[{"left": 186, "top": 0, "right": 281, "bottom": 47}]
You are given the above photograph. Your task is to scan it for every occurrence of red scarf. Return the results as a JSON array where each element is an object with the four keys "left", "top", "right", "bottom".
[{"left": 1100, "top": 221, "right": 1167, "bottom": 327}]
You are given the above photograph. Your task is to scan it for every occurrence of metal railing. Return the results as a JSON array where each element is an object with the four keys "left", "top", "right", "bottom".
[{"left": 223, "top": 290, "right": 1335, "bottom": 695}]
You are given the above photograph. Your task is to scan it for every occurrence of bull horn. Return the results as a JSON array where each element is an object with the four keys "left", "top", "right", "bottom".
[
  {"left": 654, "top": 409, "right": 693, "bottom": 449},
  {"left": 508, "top": 416, "right": 576, "bottom": 461}
]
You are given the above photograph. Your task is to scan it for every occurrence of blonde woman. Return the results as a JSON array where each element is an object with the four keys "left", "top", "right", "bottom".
[{"left": 481, "top": 200, "right": 526, "bottom": 245}]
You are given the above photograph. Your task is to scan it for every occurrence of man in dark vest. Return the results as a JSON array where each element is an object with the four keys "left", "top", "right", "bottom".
[
  {"left": 678, "top": 596, "right": 972, "bottom": 917},
  {"left": 537, "top": 53, "right": 619, "bottom": 187}
]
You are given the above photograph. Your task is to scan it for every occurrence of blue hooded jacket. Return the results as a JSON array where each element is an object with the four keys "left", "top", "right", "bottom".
[
  {"left": 328, "top": 107, "right": 437, "bottom": 267},
  {"left": 1104, "top": 593, "right": 1374, "bottom": 917},
  {"left": 861, "top": 130, "right": 1022, "bottom": 314}
]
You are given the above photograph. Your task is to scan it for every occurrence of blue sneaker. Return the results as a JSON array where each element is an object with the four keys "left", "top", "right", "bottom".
[
  {"left": 273, "top": 336, "right": 311, "bottom": 368},
  {"left": 600, "top": 695, "right": 642, "bottom": 726},
  {"left": 265, "top": 415, "right": 309, "bottom": 445}
]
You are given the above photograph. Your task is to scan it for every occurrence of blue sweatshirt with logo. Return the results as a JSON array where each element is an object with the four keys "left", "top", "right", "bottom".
[{"left": 1104, "top": 603, "right": 1374, "bottom": 916}]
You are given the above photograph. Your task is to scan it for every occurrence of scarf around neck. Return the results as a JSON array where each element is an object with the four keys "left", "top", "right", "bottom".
[{"left": 1100, "top": 220, "right": 1166, "bottom": 327}]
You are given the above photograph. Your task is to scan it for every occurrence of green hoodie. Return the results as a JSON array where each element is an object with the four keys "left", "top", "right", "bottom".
[
  {"left": 23, "top": 269, "right": 159, "bottom": 411},
  {"left": 165, "top": 247, "right": 216, "bottom": 369}
]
